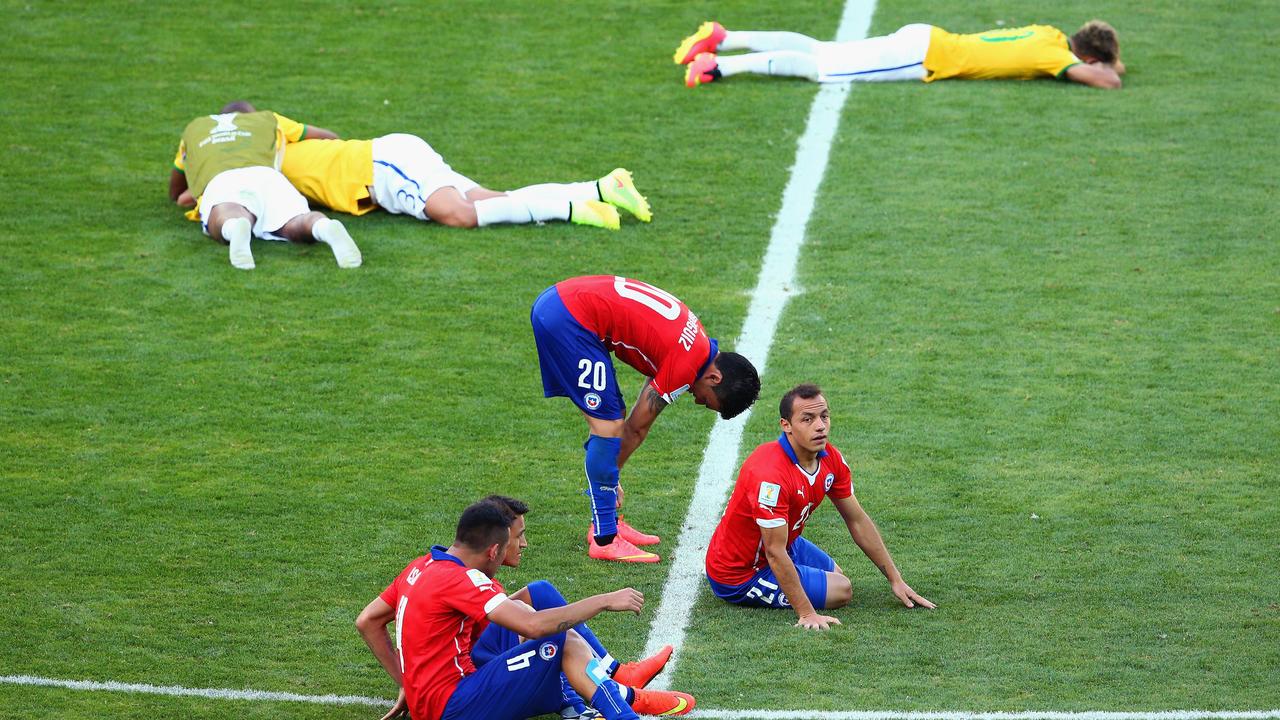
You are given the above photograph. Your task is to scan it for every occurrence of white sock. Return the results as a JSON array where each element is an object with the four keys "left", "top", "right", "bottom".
[
  {"left": 312, "top": 218, "right": 362, "bottom": 269},
  {"left": 223, "top": 217, "right": 254, "bottom": 270},
  {"left": 718, "top": 51, "right": 819, "bottom": 80},
  {"left": 721, "top": 30, "right": 819, "bottom": 53},
  {"left": 475, "top": 183, "right": 591, "bottom": 226}
]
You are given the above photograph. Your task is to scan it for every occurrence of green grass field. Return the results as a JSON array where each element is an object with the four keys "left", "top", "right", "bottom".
[{"left": 1, "top": 1, "right": 1277, "bottom": 718}]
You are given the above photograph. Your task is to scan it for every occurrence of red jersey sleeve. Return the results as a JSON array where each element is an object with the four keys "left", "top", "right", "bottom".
[
  {"left": 745, "top": 460, "right": 791, "bottom": 530},
  {"left": 378, "top": 580, "right": 398, "bottom": 606},
  {"left": 444, "top": 568, "right": 509, "bottom": 621},
  {"left": 826, "top": 443, "right": 854, "bottom": 500}
]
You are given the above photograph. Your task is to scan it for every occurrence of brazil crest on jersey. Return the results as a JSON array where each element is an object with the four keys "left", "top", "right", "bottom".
[
  {"left": 397, "top": 547, "right": 508, "bottom": 720},
  {"left": 555, "top": 275, "right": 717, "bottom": 404},
  {"left": 705, "top": 436, "right": 854, "bottom": 586}
]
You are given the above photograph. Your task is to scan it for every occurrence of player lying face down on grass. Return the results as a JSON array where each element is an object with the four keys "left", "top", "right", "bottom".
[
  {"left": 355, "top": 497, "right": 695, "bottom": 720},
  {"left": 167, "top": 101, "right": 362, "bottom": 270},
  {"left": 704, "top": 383, "right": 935, "bottom": 630},
  {"left": 677, "top": 19, "right": 1124, "bottom": 89},
  {"left": 227, "top": 101, "right": 651, "bottom": 232},
  {"left": 530, "top": 275, "right": 761, "bottom": 563}
]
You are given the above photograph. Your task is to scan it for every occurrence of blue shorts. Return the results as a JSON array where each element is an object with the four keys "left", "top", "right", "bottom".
[
  {"left": 441, "top": 633, "right": 568, "bottom": 720},
  {"left": 706, "top": 536, "right": 836, "bottom": 609},
  {"left": 530, "top": 286, "right": 625, "bottom": 421}
]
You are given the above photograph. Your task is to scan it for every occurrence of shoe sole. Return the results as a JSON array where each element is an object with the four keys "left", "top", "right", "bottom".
[{"left": 673, "top": 23, "right": 719, "bottom": 64}]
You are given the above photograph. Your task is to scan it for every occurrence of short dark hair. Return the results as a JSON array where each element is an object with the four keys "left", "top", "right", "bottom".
[
  {"left": 455, "top": 500, "right": 514, "bottom": 552},
  {"left": 780, "top": 383, "right": 823, "bottom": 420},
  {"left": 712, "top": 351, "right": 760, "bottom": 420},
  {"left": 219, "top": 100, "right": 257, "bottom": 114},
  {"left": 481, "top": 495, "right": 529, "bottom": 517},
  {"left": 1070, "top": 20, "right": 1119, "bottom": 65}
]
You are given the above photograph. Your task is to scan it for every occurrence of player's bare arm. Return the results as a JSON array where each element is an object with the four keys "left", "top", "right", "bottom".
[
  {"left": 301, "top": 125, "right": 339, "bottom": 140},
  {"left": 617, "top": 384, "right": 668, "bottom": 470},
  {"left": 354, "top": 596, "right": 408, "bottom": 719},
  {"left": 168, "top": 169, "right": 189, "bottom": 203},
  {"left": 831, "top": 495, "right": 936, "bottom": 609},
  {"left": 487, "top": 587, "right": 644, "bottom": 638},
  {"left": 1065, "top": 61, "right": 1122, "bottom": 89},
  {"left": 760, "top": 524, "right": 841, "bottom": 631}
]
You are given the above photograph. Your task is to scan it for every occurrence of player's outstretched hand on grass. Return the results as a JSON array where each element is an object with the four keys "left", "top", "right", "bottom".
[
  {"left": 891, "top": 580, "right": 935, "bottom": 609},
  {"left": 604, "top": 588, "right": 645, "bottom": 614},
  {"left": 379, "top": 687, "right": 408, "bottom": 720},
  {"left": 796, "top": 612, "right": 842, "bottom": 631}
]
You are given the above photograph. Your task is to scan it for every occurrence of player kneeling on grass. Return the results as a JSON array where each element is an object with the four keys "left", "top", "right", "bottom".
[
  {"left": 704, "top": 384, "right": 935, "bottom": 630},
  {"left": 676, "top": 19, "right": 1124, "bottom": 89},
  {"left": 356, "top": 497, "right": 693, "bottom": 720},
  {"left": 169, "top": 102, "right": 362, "bottom": 270}
]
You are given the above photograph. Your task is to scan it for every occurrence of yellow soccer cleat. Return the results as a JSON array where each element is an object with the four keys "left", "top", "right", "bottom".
[
  {"left": 673, "top": 21, "right": 726, "bottom": 65},
  {"left": 570, "top": 200, "right": 621, "bottom": 230},
  {"left": 598, "top": 168, "right": 652, "bottom": 223}
]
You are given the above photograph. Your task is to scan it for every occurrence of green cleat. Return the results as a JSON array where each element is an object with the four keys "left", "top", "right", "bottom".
[
  {"left": 598, "top": 168, "right": 652, "bottom": 223},
  {"left": 570, "top": 200, "right": 621, "bottom": 230}
]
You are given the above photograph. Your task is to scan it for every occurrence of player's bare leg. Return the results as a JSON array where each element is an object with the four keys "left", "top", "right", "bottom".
[
  {"left": 583, "top": 414, "right": 658, "bottom": 563},
  {"left": 278, "top": 211, "right": 362, "bottom": 268},
  {"left": 824, "top": 570, "right": 853, "bottom": 609},
  {"left": 207, "top": 203, "right": 257, "bottom": 270},
  {"left": 438, "top": 181, "right": 622, "bottom": 230}
]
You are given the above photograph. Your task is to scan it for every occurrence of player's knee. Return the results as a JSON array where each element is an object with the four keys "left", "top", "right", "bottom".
[
  {"left": 525, "top": 580, "right": 567, "bottom": 610},
  {"left": 826, "top": 572, "right": 852, "bottom": 609},
  {"left": 430, "top": 198, "right": 479, "bottom": 227}
]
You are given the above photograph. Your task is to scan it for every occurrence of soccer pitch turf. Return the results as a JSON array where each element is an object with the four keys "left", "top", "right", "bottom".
[{"left": 1, "top": 1, "right": 1277, "bottom": 719}]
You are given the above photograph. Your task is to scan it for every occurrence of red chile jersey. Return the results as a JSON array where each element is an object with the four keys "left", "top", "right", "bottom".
[
  {"left": 392, "top": 547, "right": 509, "bottom": 720},
  {"left": 705, "top": 435, "right": 854, "bottom": 585},
  {"left": 556, "top": 275, "right": 718, "bottom": 404}
]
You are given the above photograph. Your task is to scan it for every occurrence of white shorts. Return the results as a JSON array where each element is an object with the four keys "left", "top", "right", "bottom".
[
  {"left": 815, "top": 23, "right": 932, "bottom": 82},
  {"left": 200, "top": 166, "right": 310, "bottom": 241},
  {"left": 370, "top": 133, "right": 479, "bottom": 221}
]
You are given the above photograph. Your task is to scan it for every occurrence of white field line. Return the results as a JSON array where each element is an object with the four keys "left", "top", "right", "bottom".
[
  {"left": 639, "top": 0, "right": 877, "bottom": 689},
  {"left": 4, "top": 675, "right": 1277, "bottom": 720},
  {"left": 0, "top": 674, "right": 389, "bottom": 707}
]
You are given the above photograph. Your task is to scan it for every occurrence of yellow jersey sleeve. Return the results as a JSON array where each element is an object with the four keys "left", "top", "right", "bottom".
[
  {"left": 173, "top": 140, "right": 186, "bottom": 172},
  {"left": 273, "top": 113, "right": 308, "bottom": 143}
]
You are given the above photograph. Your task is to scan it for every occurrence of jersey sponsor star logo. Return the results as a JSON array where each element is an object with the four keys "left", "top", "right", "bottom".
[{"left": 758, "top": 482, "right": 781, "bottom": 508}]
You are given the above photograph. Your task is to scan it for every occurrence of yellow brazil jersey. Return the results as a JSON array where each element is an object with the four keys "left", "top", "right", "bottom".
[
  {"left": 172, "top": 112, "right": 307, "bottom": 221},
  {"left": 280, "top": 139, "right": 376, "bottom": 216},
  {"left": 923, "top": 25, "right": 1080, "bottom": 82}
]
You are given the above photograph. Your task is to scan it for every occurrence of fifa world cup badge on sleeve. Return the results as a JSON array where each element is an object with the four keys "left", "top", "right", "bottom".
[{"left": 758, "top": 482, "right": 781, "bottom": 508}]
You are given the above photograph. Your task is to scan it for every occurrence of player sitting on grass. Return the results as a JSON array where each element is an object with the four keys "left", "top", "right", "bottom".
[
  {"left": 356, "top": 497, "right": 693, "bottom": 719},
  {"left": 217, "top": 101, "right": 651, "bottom": 231},
  {"left": 168, "top": 103, "right": 362, "bottom": 270},
  {"left": 531, "top": 275, "right": 760, "bottom": 563},
  {"left": 705, "top": 384, "right": 935, "bottom": 630},
  {"left": 676, "top": 19, "right": 1124, "bottom": 89}
]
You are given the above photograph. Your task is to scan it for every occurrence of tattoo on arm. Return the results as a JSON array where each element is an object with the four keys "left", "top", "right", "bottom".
[
  {"left": 555, "top": 621, "right": 571, "bottom": 633},
  {"left": 643, "top": 386, "right": 668, "bottom": 415},
  {"left": 878, "top": 563, "right": 889, "bottom": 579}
]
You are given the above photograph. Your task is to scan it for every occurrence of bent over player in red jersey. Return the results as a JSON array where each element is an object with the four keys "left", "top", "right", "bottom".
[
  {"left": 705, "top": 384, "right": 935, "bottom": 629},
  {"left": 358, "top": 499, "right": 695, "bottom": 720},
  {"left": 531, "top": 275, "right": 760, "bottom": 562}
]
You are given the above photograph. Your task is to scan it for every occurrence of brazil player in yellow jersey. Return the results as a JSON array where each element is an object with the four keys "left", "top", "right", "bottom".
[
  {"left": 169, "top": 102, "right": 362, "bottom": 270},
  {"left": 676, "top": 19, "right": 1124, "bottom": 90},
  {"left": 227, "top": 102, "right": 652, "bottom": 232}
]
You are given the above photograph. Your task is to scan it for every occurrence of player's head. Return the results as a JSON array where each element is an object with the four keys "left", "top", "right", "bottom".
[
  {"left": 779, "top": 383, "right": 830, "bottom": 456},
  {"left": 454, "top": 500, "right": 515, "bottom": 575},
  {"left": 482, "top": 495, "right": 530, "bottom": 568},
  {"left": 1070, "top": 21, "right": 1119, "bottom": 65},
  {"left": 692, "top": 351, "right": 760, "bottom": 419},
  {"left": 220, "top": 100, "right": 257, "bottom": 114}
]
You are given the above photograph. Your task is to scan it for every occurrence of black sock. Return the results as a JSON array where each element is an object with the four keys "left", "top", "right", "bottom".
[{"left": 595, "top": 533, "right": 616, "bottom": 546}]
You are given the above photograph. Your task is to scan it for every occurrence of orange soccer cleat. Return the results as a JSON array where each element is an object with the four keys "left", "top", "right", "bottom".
[
  {"left": 587, "top": 531, "right": 660, "bottom": 563},
  {"left": 612, "top": 644, "right": 673, "bottom": 688},
  {"left": 616, "top": 517, "right": 660, "bottom": 546},
  {"left": 673, "top": 21, "right": 726, "bottom": 65},
  {"left": 685, "top": 53, "right": 720, "bottom": 88},
  {"left": 631, "top": 688, "right": 696, "bottom": 716}
]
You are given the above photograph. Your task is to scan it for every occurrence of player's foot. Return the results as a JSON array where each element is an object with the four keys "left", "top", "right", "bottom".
[
  {"left": 597, "top": 168, "right": 651, "bottom": 223},
  {"left": 673, "top": 21, "right": 725, "bottom": 65},
  {"left": 587, "top": 531, "right": 660, "bottom": 563},
  {"left": 616, "top": 517, "right": 660, "bottom": 546},
  {"left": 314, "top": 219, "right": 362, "bottom": 268},
  {"left": 685, "top": 53, "right": 720, "bottom": 88},
  {"left": 570, "top": 200, "right": 621, "bottom": 230},
  {"left": 613, "top": 645, "right": 673, "bottom": 688},
  {"left": 224, "top": 217, "right": 254, "bottom": 270},
  {"left": 630, "top": 688, "right": 696, "bottom": 716}
]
